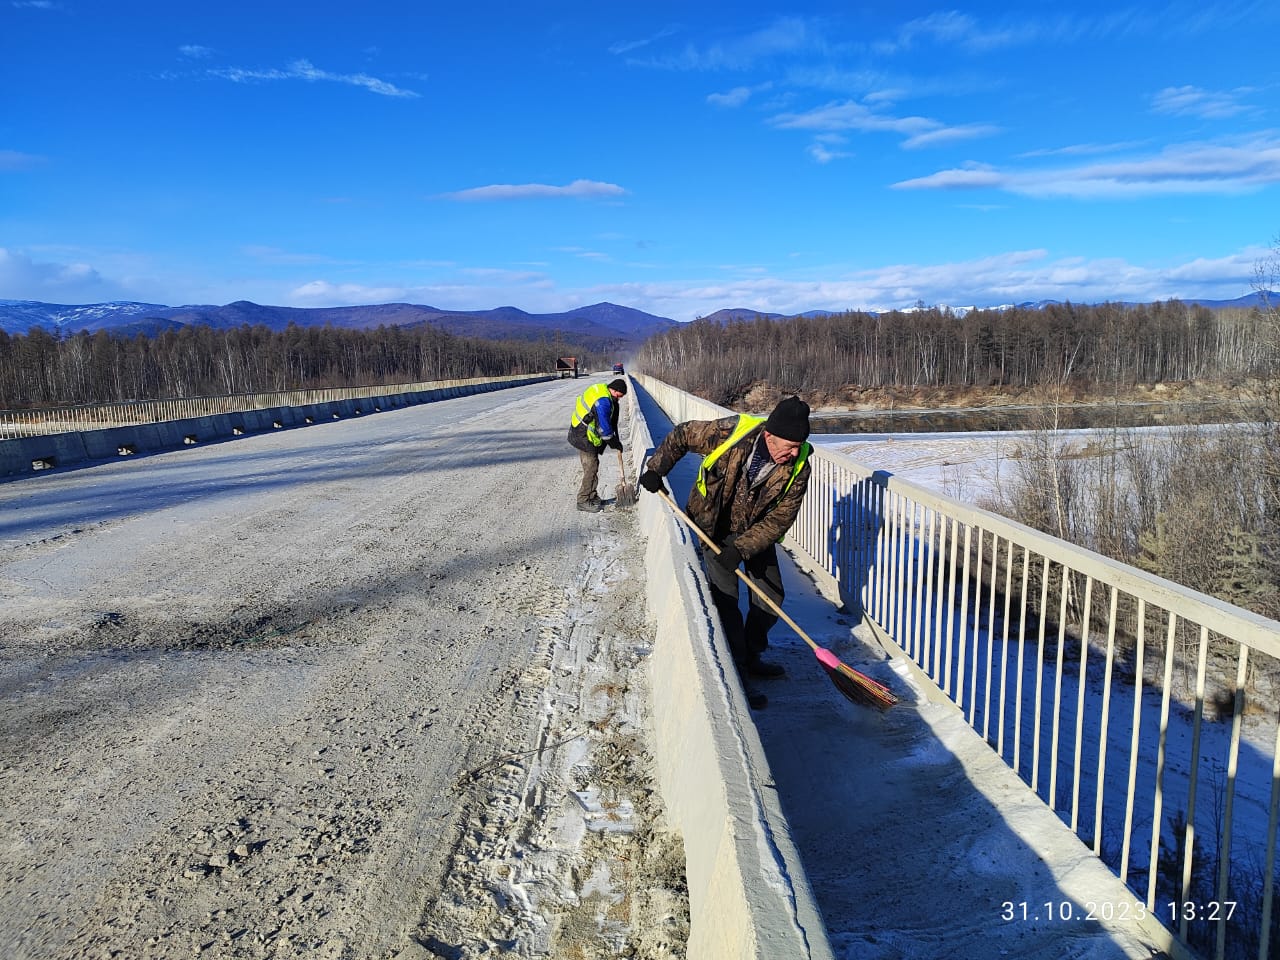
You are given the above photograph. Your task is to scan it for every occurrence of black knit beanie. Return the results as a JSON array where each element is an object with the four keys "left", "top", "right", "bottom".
[
  {"left": 608, "top": 378, "right": 628, "bottom": 394},
  {"left": 764, "top": 396, "right": 810, "bottom": 441}
]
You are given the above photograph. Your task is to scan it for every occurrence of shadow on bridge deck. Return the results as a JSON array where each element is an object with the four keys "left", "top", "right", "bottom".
[
  {"left": 634, "top": 386, "right": 1174, "bottom": 960},
  {"left": 752, "top": 561, "right": 1172, "bottom": 959}
]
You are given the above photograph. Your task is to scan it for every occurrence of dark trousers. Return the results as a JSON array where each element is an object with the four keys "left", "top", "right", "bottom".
[
  {"left": 576, "top": 447, "right": 602, "bottom": 504},
  {"left": 704, "top": 542, "right": 783, "bottom": 663}
]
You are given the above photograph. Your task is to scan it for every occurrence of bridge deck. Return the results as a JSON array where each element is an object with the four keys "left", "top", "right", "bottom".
[{"left": 0, "top": 375, "right": 1177, "bottom": 959}]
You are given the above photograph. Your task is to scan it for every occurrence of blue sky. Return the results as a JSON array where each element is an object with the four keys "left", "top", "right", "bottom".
[{"left": 2, "top": 1, "right": 1278, "bottom": 321}]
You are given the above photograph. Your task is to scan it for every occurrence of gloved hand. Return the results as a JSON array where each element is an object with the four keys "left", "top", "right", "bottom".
[
  {"left": 638, "top": 470, "right": 669, "bottom": 496},
  {"left": 606, "top": 436, "right": 623, "bottom": 451},
  {"left": 712, "top": 538, "right": 742, "bottom": 571}
]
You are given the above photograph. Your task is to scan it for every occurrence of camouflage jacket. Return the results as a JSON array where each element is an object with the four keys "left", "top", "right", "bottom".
[{"left": 645, "top": 415, "right": 811, "bottom": 559}]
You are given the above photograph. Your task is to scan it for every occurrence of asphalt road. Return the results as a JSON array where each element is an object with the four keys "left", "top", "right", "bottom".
[{"left": 0, "top": 377, "right": 685, "bottom": 960}]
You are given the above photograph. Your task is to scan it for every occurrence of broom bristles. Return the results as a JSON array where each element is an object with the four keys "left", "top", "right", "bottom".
[
  {"left": 823, "top": 662, "right": 898, "bottom": 711},
  {"left": 814, "top": 644, "right": 898, "bottom": 710}
]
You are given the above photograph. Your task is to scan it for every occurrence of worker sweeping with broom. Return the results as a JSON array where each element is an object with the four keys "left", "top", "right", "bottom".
[
  {"left": 568, "top": 377, "right": 629, "bottom": 513},
  {"left": 637, "top": 396, "right": 813, "bottom": 710}
]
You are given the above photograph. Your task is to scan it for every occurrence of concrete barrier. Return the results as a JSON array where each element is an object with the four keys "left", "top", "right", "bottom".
[
  {"left": 624, "top": 384, "right": 834, "bottom": 959},
  {"left": 79, "top": 425, "right": 140, "bottom": 459},
  {"left": 0, "top": 375, "right": 549, "bottom": 479},
  {"left": 0, "top": 432, "right": 89, "bottom": 475}
]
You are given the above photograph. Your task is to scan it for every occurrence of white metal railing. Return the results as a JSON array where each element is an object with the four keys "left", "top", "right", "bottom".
[
  {"left": 0, "top": 375, "right": 547, "bottom": 440},
  {"left": 637, "top": 374, "right": 1280, "bottom": 960}
]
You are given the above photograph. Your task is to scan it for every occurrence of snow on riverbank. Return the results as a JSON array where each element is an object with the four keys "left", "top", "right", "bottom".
[{"left": 815, "top": 428, "right": 1095, "bottom": 506}]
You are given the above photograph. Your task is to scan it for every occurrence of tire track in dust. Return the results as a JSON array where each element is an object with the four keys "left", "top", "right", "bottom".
[{"left": 414, "top": 520, "right": 690, "bottom": 959}]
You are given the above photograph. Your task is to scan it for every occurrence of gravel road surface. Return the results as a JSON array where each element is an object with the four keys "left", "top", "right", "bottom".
[{"left": 0, "top": 377, "right": 687, "bottom": 959}]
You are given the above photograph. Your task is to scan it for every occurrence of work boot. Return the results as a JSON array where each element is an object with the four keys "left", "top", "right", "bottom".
[
  {"left": 577, "top": 500, "right": 601, "bottom": 513},
  {"left": 742, "top": 656, "right": 786, "bottom": 678}
]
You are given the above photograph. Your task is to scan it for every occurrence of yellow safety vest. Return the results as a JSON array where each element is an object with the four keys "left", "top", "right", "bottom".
[
  {"left": 571, "top": 383, "right": 613, "bottom": 447},
  {"left": 695, "top": 414, "right": 811, "bottom": 506}
]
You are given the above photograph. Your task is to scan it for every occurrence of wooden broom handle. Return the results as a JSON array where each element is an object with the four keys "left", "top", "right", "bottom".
[{"left": 657, "top": 490, "right": 820, "bottom": 654}]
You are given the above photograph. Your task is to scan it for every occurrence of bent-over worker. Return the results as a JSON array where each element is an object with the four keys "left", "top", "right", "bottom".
[
  {"left": 637, "top": 396, "right": 812, "bottom": 709},
  {"left": 567, "top": 377, "right": 628, "bottom": 513}
]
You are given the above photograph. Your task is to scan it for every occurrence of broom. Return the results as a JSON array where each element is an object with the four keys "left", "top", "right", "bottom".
[
  {"left": 614, "top": 448, "right": 637, "bottom": 507},
  {"left": 657, "top": 490, "right": 897, "bottom": 711}
]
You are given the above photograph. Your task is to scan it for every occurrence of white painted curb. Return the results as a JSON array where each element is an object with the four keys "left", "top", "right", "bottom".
[{"left": 623, "top": 381, "right": 834, "bottom": 960}]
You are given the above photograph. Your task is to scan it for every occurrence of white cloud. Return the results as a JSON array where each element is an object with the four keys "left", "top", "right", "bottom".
[
  {"left": 902, "top": 123, "right": 1001, "bottom": 149},
  {"left": 893, "top": 136, "right": 1280, "bottom": 197},
  {"left": 608, "top": 25, "right": 682, "bottom": 56},
  {"left": 707, "top": 85, "right": 756, "bottom": 108},
  {"left": 3, "top": 245, "right": 1267, "bottom": 323},
  {"left": 578, "top": 247, "right": 1262, "bottom": 320},
  {"left": 179, "top": 44, "right": 214, "bottom": 59},
  {"left": 706, "top": 81, "right": 773, "bottom": 107},
  {"left": 628, "top": 16, "right": 826, "bottom": 70},
  {"left": 287, "top": 271, "right": 556, "bottom": 309},
  {"left": 1151, "top": 85, "right": 1255, "bottom": 119},
  {"left": 877, "top": 11, "right": 1038, "bottom": 54},
  {"left": 1018, "top": 141, "right": 1149, "bottom": 158},
  {"left": 873, "top": 10, "right": 1165, "bottom": 57},
  {"left": 274, "top": 247, "right": 1259, "bottom": 321},
  {"left": 807, "top": 140, "right": 851, "bottom": 164},
  {"left": 0, "top": 247, "right": 128, "bottom": 302},
  {"left": 770, "top": 99, "right": 998, "bottom": 150},
  {"left": 289, "top": 280, "right": 410, "bottom": 305},
  {"left": 438, "top": 179, "right": 627, "bottom": 202},
  {"left": 773, "top": 100, "right": 933, "bottom": 136},
  {"left": 783, "top": 65, "right": 891, "bottom": 98},
  {"left": 211, "top": 59, "right": 419, "bottom": 98}
]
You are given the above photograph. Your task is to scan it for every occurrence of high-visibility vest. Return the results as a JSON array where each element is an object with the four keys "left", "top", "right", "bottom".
[
  {"left": 571, "top": 383, "right": 613, "bottom": 447},
  {"left": 695, "top": 414, "right": 811, "bottom": 506}
]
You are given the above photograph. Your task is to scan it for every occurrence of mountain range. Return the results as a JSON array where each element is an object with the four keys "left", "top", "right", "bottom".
[
  {"left": 0, "top": 299, "right": 679, "bottom": 348},
  {"left": 0, "top": 291, "right": 1272, "bottom": 342},
  {"left": 699, "top": 291, "right": 1274, "bottom": 323}
]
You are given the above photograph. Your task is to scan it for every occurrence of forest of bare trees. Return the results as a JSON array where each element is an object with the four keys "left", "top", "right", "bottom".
[
  {"left": 0, "top": 322, "right": 602, "bottom": 409},
  {"left": 635, "top": 299, "right": 1271, "bottom": 404}
]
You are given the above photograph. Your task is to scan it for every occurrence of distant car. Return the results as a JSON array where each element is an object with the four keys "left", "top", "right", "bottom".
[{"left": 612, "top": 362, "right": 625, "bottom": 375}]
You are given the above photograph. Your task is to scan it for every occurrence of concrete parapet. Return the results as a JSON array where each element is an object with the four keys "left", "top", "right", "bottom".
[
  {"left": 161, "top": 417, "right": 212, "bottom": 446},
  {"left": 237, "top": 410, "right": 272, "bottom": 432},
  {"left": 153, "top": 419, "right": 190, "bottom": 448},
  {"left": 625, "top": 386, "right": 833, "bottom": 959},
  {"left": 130, "top": 423, "right": 165, "bottom": 451},
  {"left": 0, "top": 432, "right": 89, "bottom": 475},
  {"left": 263, "top": 407, "right": 293, "bottom": 429},
  {"left": 0, "top": 439, "right": 27, "bottom": 476},
  {"left": 293, "top": 404, "right": 325, "bottom": 425},
  {"left": 0, "top": 376, "right": 545, "bottom": 479},
  {"left": 80, "top": 426, "right": 142, "bottom": 459}
]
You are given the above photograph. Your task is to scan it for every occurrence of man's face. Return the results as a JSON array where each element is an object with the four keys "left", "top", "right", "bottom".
[{"left": 763, "top": 431, "right": 803, "bottom": 465}]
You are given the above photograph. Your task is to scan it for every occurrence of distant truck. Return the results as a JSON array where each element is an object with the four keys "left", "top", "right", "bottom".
[
  {"left": 612, "top": 362, "right": 625, "bottom": 375},
  {"left": 556, "top": 357, "right": 579, "bottom": 379}
]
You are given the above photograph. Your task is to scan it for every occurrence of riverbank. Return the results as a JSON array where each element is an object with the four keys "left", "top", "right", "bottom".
[{"left": 733, "top": 377, "right": 1266, "bottom": 431}]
